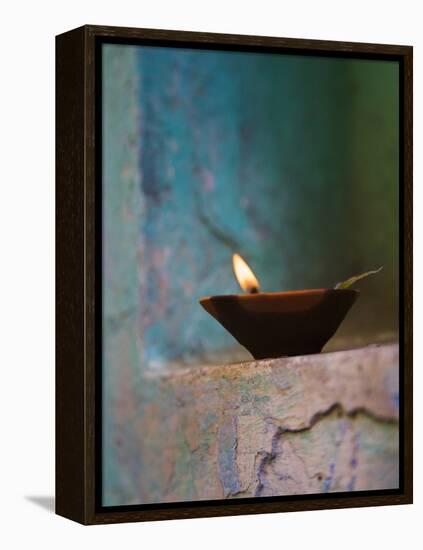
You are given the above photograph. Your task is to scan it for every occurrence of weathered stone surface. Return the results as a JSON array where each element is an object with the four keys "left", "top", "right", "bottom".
[{"left": 105, "top": 343, "right": 399, "bottom": 504}]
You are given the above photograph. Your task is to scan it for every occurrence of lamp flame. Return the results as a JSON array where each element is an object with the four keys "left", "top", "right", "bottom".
[{"left": 232, "top": 253, "right": 260, "bottom": 294}]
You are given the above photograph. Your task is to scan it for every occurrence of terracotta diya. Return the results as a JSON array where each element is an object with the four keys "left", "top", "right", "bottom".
[{"left": 199, "top": 254, "right": 359, "bottom": 359}]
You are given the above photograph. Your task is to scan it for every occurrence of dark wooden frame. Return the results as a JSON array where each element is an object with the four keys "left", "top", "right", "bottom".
[{"left": 56, "top": 24, "right": 413, "bottom": 525}]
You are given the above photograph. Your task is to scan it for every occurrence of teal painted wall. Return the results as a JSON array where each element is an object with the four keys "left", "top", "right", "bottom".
[{"left": 103, "top": 44, "right": 399, "bottom": 371}]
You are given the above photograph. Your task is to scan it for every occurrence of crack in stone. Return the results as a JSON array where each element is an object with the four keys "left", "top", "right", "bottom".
[
  {"left": 263, "top": 402, "right": 398, "bottom": 435},
  {"left": 255, "top": 427, "right": 284, "bottom": 497},
  {"left": 255, "top": 402, "right": 398, "bottom": 497}
]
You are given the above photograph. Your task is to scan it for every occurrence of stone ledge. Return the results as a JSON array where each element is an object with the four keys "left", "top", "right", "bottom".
[
  {"left": 108, "top": 343, "right": 399, "bottom": 505},
  {"left": 153, "top": 343, "right": 399, "bottom": 423}
]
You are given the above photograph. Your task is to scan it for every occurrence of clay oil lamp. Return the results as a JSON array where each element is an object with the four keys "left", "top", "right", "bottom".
[{"left": 199, "top": 254, "right": 382, "bottom": 360}]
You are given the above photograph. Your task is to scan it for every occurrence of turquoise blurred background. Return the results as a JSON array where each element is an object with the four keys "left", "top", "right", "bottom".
[{"left": 102, "top": 44, "right": 399, "bottom": 371}]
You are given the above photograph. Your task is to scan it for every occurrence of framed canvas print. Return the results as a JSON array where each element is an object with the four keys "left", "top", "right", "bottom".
[{"left": 56, "top": 25, "right": 413, "bottom": 524}]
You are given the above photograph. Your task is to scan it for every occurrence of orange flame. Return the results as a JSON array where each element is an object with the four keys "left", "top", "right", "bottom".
[{"left": 232, "top": 253, "right": 260, "bottom": 294}]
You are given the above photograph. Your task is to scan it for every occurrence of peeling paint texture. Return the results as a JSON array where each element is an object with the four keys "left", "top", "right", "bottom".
[{"left": 104, "top": 344, "right": 399, "bottom": 504}]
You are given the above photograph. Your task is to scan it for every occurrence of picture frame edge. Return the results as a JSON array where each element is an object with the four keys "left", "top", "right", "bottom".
[{"left": 55, "top": 24, "right": 413, "bottom": 526}]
